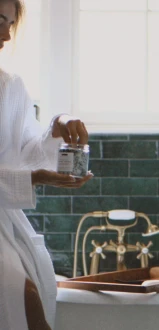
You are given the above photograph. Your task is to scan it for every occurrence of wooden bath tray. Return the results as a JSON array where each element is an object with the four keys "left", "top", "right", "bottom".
[{"left": 57, "top": 267, "right": 159, "bottom": 294}]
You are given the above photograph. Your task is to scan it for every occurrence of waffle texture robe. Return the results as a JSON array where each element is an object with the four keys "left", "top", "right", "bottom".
[{"left": 0, "top": 69, "right": 61, "bottom": 330}]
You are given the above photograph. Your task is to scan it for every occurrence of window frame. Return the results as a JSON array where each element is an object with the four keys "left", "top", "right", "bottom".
[
  {"left": 4, "top": 0, "right": 159, "bottom": 134},
  {"left": 68, "top": 0, "right": 159, "bottom": 133}
]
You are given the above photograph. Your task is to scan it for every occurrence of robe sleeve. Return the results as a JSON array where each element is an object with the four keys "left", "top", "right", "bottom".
[
  {"left": 20, "top": 97, "right": 63, "bottom": 172},
  {"left": 0, "top": 168, "right": 36, "bottom": 209},
  {"left": 0, "top": 75, "right": 37, "bottom": 209},
  {"left": 0, "top": 75, "right": 61, "bottom": 210}
]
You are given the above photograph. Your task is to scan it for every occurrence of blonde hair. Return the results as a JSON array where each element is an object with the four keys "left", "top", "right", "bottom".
[
  {"left": 12, "top": 0, "right": 25, "bottom": 35},
  {"left": 0, "top": 0, "right": 25, "bottom": 35}
]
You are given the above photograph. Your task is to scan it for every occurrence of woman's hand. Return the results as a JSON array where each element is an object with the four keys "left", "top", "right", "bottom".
[
  {"left": 51, "top": 115, "right": 88, "bottom": 144},
  {"left": 31, "top": 169, "right": 93, "bottom": 188}
]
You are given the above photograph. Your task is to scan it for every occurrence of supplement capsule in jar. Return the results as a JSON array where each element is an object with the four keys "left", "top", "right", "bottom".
[{"left": 57, "top": 143, "right": 89, "bottom": 178}]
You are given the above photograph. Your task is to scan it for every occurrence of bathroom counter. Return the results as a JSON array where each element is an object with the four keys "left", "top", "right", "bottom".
[{"left": 55, "top": 287, "right": 159, "bottom": 330}]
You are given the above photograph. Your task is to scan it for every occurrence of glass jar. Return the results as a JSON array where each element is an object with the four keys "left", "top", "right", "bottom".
[{"left": 57, "top": 143, "right": 90, "bottom": 177}]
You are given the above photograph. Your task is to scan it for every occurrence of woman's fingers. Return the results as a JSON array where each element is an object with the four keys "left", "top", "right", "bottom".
[
  {"left": 52, "top": 172, "right": 93, "bottom": 188},
  {"left": 77, "top": 122, "right": 88, "bottom": 145},
  {"left": 45, "top": 172, "right": 93, "bottom": 187},
  {"left": 65, "top": 119, "right": 88, "bottom": 144},
  {"left": 32, "top": 170, "right": 93, "bottom": 187},
  {"left": 52, "top": 115, "right": 88, "bottom": 144},
  {"left": 32, "top": 170, "right": 75, "bottom": 185}
]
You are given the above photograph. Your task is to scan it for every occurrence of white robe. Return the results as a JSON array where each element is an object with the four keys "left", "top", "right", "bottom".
[{"left": 0, "top": 69, "right": 61, "bottom": 330}]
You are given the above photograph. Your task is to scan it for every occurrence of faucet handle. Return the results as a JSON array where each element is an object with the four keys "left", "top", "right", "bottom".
[
  {"left": 136, "top": 241, "right": 154, "bottom": 263},
  {"left": 90, "top": 240, "right": 107, "bottom": 259}
]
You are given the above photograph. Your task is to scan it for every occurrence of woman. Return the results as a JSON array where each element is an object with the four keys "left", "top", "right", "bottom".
[{"left": 0, "top": 0, "right": 93, "bottom": 329}]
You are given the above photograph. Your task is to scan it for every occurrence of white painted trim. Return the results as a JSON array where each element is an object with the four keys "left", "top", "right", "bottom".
[
  {"left": 71, "top": 0, "right": 159, "bottom": 134},
  {"left": 39, "top": 0, "right": 159, "bottom": 134},
  {"left": 86, "top": 124, "right": 159, "bottom": 134},
  {"left": 72, "top": 0, "right": 80, "bottom": 116},
  {"left": 49, "top": 0, "right": 73, "bottom": 116}
]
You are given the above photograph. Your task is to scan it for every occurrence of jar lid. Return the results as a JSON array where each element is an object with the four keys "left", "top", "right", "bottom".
[{"left": 59, "top": 143, "right": 89, "bottom": 150}]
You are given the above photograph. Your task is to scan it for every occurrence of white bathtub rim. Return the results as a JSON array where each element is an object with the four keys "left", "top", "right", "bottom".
[{"left": 56, "top": 287, "right": 159, "bottom": 305}]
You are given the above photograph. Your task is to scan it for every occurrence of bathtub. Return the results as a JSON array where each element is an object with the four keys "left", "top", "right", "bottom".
[{"left": 54, "top": 282, "right": 159, "bottom": 330}]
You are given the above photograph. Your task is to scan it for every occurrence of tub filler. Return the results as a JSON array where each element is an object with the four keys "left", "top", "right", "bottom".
[
  {"left": 54, "top": 208, "right": 159, "bottom": 330},
  {"left": 54, "top": 277, "right": 159, "bottom": 330}
]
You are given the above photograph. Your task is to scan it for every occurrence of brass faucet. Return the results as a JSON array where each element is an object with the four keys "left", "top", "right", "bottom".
[
  {"left": 73, "top": 210, "right": 159, "bottom": 277},
  {"left": 104, "top": 240, "right": 138, "bottom": 271},
  {"left": 84, "top": 218, "right": 139, "bottom": 274},
  {"left": 102, "top": 217, "right": 139, "bottom": 271},
  {"left": 136, "top": 241, "right": 154, "bottom": 268},
  {"left": 89, "top": 240, "right": 107, "bottom": 274}
]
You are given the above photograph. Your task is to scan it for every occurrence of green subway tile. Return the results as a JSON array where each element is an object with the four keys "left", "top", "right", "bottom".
[
  {"left": 143, "top": 236, "right": 159, "bottom": 252},
  {"left": 44, "top": 185, "right": 72, "bottom": 196},
  {"left": 23, "top": 210, "right": 30, "bottom": 216},
  {"left": 102, "top": 141, "right": 157, "bottom": 159},
  {"left": 70, "top": 178, "right": 100, "bottom": 196},
  {"left": 89, "top": 141, "right": 100, "bottom": 158},
  {"left": 124, "top": 251, "right": 144, "bottom": 269},
  {"left": 128, "top": 233, "right": 159, "bottom": 252},
  {"left": 49, "top": 251, "right": 75, "bottom": 277},
  {"left": 81, "top": 217, "right": 103, "bottom": 232},
  {"left": 35, "top": 185, "right": 43, "bottom": 195},
  {"left": 130, "top": 160, "right": 159, "bottom": 177},
  {"left": 44, "top": 178, "right": 100, "bottom": 196},
  {"left": 45, "top": 215, "right": 102, "bottom": 233},
  {"left": 127, "top": 214, "right": 158, "bottom": 234},
  {"left": 101, "top": 178, "right": 157, "bottom": 196},
  {"left": 73, "top": 196, "right": 128, "bottom": 214},
  {"left": 88, "top": 134, "right": 128, "bottom": 141},
  {"left": 61, "top": 252, "right": 91, "bottom": 277},
  {"left": 51, "top": 252, "right": 73, "bottom": 269},
  {"left": 157, "top": 180, "right": 159, "bottom": 194},
  {"left": 130, "top": 197, "right": 159, "bottom": 214},
  {"left": 27, "top": 215, "right": 44, "bottom": 232},
  {"left": 35, "top": 197, "right": 71, "bottom": 214},
  {"left": 54, "top": 268, "right": 71, "bottom": 278},
  {"left": 129, "top": 134, "right": 159, "bottom": 140},
  {"left": 23, "top": 208, "right": 36, "bottom": 215},
  {"left": 76, "top": 252, "right": 87, "bottom": 276},
  {"left": 73, "top": 177, "right": 100, "bottom": 195},
  {"left": 124, "top": 215, "right": 158, "bottom": 234},
  {"left": 45, "top": 233, "right": 72, "bottom": 251},
  {"left": 99, "top": 251, "right": 117, "bottom": 271},
  {"left": 89, "top": 160, "right": 128, "bottom": 177},
  {"left": 44, "top": 215, "right": 81, "bottom": 233},
  {"left": 74, "top": 250, "right": 117, "bottom": 275},
  {"left": 149, "top": 215, "right": 158, "bottom": 224},
  {"left": 54, "top": 268, "right": 73, "bottom": 278},
  {"left": 127, "top": 233, "right": 145, "bottom": 245},
  {"left": 125, "top": 251, "right": 158, "bottom": 269},
  {"left": 148, "top": 253, "right": 159, "bottom": 267}
]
